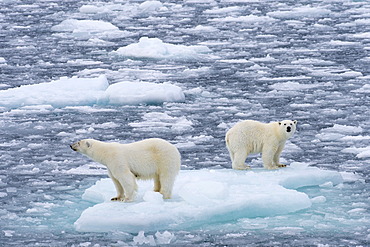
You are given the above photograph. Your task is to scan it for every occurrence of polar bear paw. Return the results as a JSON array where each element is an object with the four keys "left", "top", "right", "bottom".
[
  {"left": 111, "top": 197, "right": 125, "bottom": 202},
  {"left": 233, "top": 165, "right": 251, "bottom": 170}
]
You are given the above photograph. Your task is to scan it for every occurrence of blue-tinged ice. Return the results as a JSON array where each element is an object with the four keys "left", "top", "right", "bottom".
[{"left": 75, "top": 166, "right": 342, "bottom": 233}]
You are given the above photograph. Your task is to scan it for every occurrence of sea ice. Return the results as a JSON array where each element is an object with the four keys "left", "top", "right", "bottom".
[
  {"left": 267, "top": 6, "right": 331, "bottom": 19},
  {"left": 0, "top": 76, "right": 109, "bottom": 109},
  {"left": 102, "top": 81, "right": 185, "bottom": 105},
  {"left": 0, "top": 76, "right": 185, "bottom": 109},
  {"left": 210, "top": 15, "right": 276, "bottom": 24},
  {"left": 52, "top": 19, "right": 133, "bottom": 40},
  {"left": 112, "top": 37, "right": 211, "bottom": 60},
  {"left": 75, "top": 167, "right": 343, "bottom": 233}
]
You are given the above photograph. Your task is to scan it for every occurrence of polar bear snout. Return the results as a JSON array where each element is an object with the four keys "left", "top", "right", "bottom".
[
  {"left": 287, "top": 126, "right": 292, "bottom": 132},
  {"left": 70, "top": 142, "right": 79, "bottom": 151}
]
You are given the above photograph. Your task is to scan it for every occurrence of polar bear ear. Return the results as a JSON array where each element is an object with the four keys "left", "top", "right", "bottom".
[{"left": 293, "top": 120, "right": 297, "bottom": 125}]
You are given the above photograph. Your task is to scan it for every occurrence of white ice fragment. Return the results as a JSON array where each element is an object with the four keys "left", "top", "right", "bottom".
[
  {"left": 113, "top": 37, "right": 211, "bottom": 60},
  {"left": 347, "top": 208, "right": 367, "bottom": 214},
  {"left": 211, "top": 15, "right": 276, "bottom": 24},
  {"left": 3, "top": 230, "right": 14, "bottom": 237},
  {"left": 103, "top": 81, "right": 185, "bottom": 105},
  {"left": 352, "top": 84, "right": 370, "bottom": 93},
  {"left": 357, "top": 148, "right": 370, "bottom": 159},
  {"left": 321, "top": 124, "right": 363, "bottom": 135},
  {"left": 311, "top": 196, "right": 327, "bottom": 204},
  {"left": 155, "top": 231, "right": 175, "bottom": 244},
  {"left": 319, "top": 182, "right": 333, "bottom": 188},
  {"left": 139, "top": 1, "right": 164, "bottom": 12},
  {"left": 0, "top": 75, "right": 184, "bottom": 109},
  {"left": 269, "top": 81, "right": 330, "bottom": 91},
  {"left": 267, "top": 6, "right": 331, "bottom": 19},
  {"left": 52, "top": 19, "right": 118, "bottom": 32},
  {"left": 0, "top": 75, "right": 109, "bottom": 109},
  {"left": 133, "top": 231, "right": 156, "bottom": 246}
]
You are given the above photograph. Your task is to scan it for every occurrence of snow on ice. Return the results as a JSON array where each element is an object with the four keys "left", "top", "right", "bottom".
[
  {"left": 75, "top": 166, "right": 343, "bottom": 233},
  {"left": 0, "top": 75, "right": 185, "bottom": 109}
]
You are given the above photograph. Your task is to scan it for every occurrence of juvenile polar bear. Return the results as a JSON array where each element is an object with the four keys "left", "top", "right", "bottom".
[
  {"left": 225, "top": 120, "right": 297, "bottom": 170},
  {"left": 70, "top": 138, "right": 181, "bottom": 202}
]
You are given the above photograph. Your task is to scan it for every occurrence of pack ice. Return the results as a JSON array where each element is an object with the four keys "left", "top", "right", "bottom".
[
  {"left": 0, "top": 75, "right": 184, "bottom": 109},
  {"left": 75, "top": 165, "right": 343, "bottom": 233}
]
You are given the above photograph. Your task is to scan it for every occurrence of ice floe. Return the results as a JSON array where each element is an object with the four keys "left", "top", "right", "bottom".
[
  {"left": 52, "top": 19, "right": 133, "bottom": 40},
  {"left": 0, "top": 76, "right": 185, "bottom": 109},
  {"left": 113, "top": 37, "right": 211, "bottom": 60},
  {"left": 75, "top": 167, "right": 343, "bottom": 233}
]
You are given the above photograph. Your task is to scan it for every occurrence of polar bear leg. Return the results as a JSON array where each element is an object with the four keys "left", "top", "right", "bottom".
[
  {"left": 116, "top": 172, "right": 138, "bottom": 202},
  {"left": 262, "top": 147, "right": 279, "bottom": 170},
  {"left": 273, "top": 144, "right": 286, "bottom": 168},
  {"left": 158, "top": 174, "right": 176, "bottom": 199},
  {"left": 232, "top": 150, "right": 250, "bottom": 170},
  {"left": 108, "top": 170, "right": 125, "bottom": 201},
  {"left": 153, "top": 174, "right": 161, "bottom": 193}
]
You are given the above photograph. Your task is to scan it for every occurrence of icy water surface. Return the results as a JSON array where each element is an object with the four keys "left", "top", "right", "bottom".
[{"left": 0, "top": 0, "right": 369, "bottom": 246}]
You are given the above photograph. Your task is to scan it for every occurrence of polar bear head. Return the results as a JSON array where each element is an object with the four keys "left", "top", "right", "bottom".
[
  {"left": 70, "top": 139, "right": 95, "bottom": 156},
  {"left": 278, "top": 120, "right": 297, "bottom": 139}
]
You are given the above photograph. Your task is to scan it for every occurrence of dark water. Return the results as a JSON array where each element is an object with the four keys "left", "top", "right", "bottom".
[{"left": 0, "top": 0, "right": 369, "bottom": 246}]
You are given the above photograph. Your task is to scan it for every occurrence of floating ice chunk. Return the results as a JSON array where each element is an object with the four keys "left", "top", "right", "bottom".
[
  {"left": 250, "top": 54, "right": 277, "bottom": 63},
  {"left": 291, "top": 58, "right": 335, "bottom": 66},
  {"left": 129, "top": 112, "right": 192, "bottom": 133},
  {"left": 113, "top": 37, "right": 211, "bottom": 60},
  {"left": 352, "top": 84, "right": 370, "bottom": 93},
  {"left": 103, "top": 81, "right": 185, "bottom": 105},
  {"left": 322, "top": 124, "right": 363, "bottom": 135},
  {"left": 0, "top": 76, "right": 184, "bottom": 109},
  {"left": 0, "top": 57, "right": 6, "bottom": 64},
  {"left": 0, "top": 75, "right": 109, "bottom": 108},
  {"left": 155, "top": 231, "right": 175, "bottom": 245},
  {"left": 52, "top": 19, "right": 133, "bottom": 40},
  {"left": 328, "top": 40, "right": 361, "bottom": 46},
  {"left": 356, "top": 147, "right": 370, "bottom": 159},
  {"left": 211, "top": 15, "right": 276, "bottom": 24},
  {"left": 269, "top": 81, "right": 331, "bottom": 91},
  {"left": 52, "top": 19, "right": 118, "bottom": 32},
  {"left": 138, "top": 1, "right": 164, "bottom": 12},
  {"left": 311, "top": 196, "right": 326, "bottom": 204},
  {"left": 75, "top": 168, "right": 343, "bottom": 233},
  {"left": 353, "top": 32, "right": 370, "bottom": 39},
  {"left": 204, "top": 6, "right": 242, "bottom": 14},
  {"left": 267, "top": 6, "right": 331, "bottom": 19},
  {"left": 133, "top": 231, "right": 156, "bottom": 246}
]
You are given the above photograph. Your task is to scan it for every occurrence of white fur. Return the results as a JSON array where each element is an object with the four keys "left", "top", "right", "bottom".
[
  {"left": 225, "top": 120, "right": 297, "bottom": 170},
  {"left": 71, "top": 138, "right": 181, "bottom": 202}
]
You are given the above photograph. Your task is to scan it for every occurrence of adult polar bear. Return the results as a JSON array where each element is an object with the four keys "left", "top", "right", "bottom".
[
  {"left": 226, "top": 120, "right": 297, "bottom": 170},
  {"left": 70, "top": 138, "right": 180, "bottom": 202}
]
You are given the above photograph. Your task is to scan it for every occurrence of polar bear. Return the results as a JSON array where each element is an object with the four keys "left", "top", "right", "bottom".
[
  {"left": 70, "top": 138, "right": 181, "bottom": 202},
  {"left": 225, "top": 120, "right": 297, "bottom": 170}
]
